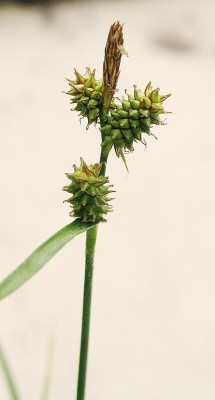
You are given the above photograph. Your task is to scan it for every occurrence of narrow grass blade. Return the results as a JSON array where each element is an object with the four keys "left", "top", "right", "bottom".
[
  {"left": 40, "top": 336, "right": 55, "bottom": 400},
  {"left": 0, "top": 219, "right": 96, "bottom": 301},
  {"left": 0, "top": 344, "right": 21, "bottom": 400}
]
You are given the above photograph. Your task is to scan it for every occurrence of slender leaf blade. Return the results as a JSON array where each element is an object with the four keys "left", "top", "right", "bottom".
[
  {"left": 40, "top": 336, "right": 55, "bottom": 400},
  {"left": 0, "top": 344, "right": 21, "bottom": 400},
  {"left": 0, "top": 219, "right": 96, "bottom": 301}
]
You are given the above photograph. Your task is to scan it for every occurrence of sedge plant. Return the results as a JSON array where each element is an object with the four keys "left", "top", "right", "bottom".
[{"left": 0, "top": 22, "right": 171, "bottom": 400}]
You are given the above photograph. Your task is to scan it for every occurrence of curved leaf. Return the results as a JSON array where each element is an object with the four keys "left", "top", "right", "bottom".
[{"left": 0, "top": 219, "right": 96, "bottom": 301}]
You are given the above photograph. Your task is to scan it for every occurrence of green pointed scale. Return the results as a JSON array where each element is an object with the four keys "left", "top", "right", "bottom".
[
  {"left": 65, "top": 68, "right": 103, "bottom": 126},
  {"left": 63, "top": 159, "right": 114, "bottom": 223},
  {"left": 100, "top": 82, "right": 171, "bottom": 157}
]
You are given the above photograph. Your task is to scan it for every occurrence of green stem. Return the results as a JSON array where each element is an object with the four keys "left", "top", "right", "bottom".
[
  {"left": 76, "top": 225, "right": 98, "bottom": 400},
  {"left": 76, "top": 135, "right": 111, "bottom": 400},
  {"left": 99, "top": 143, "right": 110, "bottom": 176},
  {"left": 99, "top": 109, "right": 112, "bottom": 175}
]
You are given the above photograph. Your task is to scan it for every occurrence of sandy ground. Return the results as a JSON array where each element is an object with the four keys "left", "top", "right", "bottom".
[{"left": 0, "top": 0, "right": 215, "bottom": 399}]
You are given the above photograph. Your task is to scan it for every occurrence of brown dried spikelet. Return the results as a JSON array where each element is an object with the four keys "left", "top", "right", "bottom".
[{"left": 102, "top": 21, "right": 128, "bottom": 107}]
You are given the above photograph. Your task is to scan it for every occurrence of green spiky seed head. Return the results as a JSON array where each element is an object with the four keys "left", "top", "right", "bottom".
[
  {"left": 100, "top": 82, "right": 171, "bottom": 157},
  {"left": 65, "top": 68, "right": 103, "bottom": 126},
  {"left": 63, "top": 159, "right": 114, "bottom": 223}
]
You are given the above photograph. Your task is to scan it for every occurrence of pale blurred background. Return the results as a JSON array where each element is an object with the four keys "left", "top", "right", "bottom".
[{"left": 0, "top": 0, "right": 215, "bottom": 399}]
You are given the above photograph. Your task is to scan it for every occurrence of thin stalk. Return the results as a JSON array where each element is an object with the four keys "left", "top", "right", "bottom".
[
  {"left": 0, "top": 344, "right": 21, "bottom": 400},
  {"left": 40, "top": 336, "right": 55, "bottom": 400},
  {"left": 99, "top": 143, "right": 110, "bottom": 176},
  {"left": 76, "top": 20, "right": 125, "bottom": 400},
  {"left": 76, "top": 141, "right": 110, "bottom": 400},
  {"left": 76, "top": 225, "right": 98, "bottom": 400},
  {"left": 99, "top": 111, "right": 112, "bottom": 176}
]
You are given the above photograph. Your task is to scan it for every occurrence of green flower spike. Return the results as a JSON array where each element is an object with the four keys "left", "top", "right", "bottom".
[
  {"left": 63, "top": 158, "right": 114, "bottom": 223},
  {"left": 65, "top": 68, "right": 103, "bottom": 126},
  {"left": 100, "top": 82, "right": 171, "bottom": 158}
]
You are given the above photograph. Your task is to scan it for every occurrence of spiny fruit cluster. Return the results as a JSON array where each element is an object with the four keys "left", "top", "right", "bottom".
[
  {"left": 65, "top": 70, "right": 170, "bottom": 159},
  {"left": 63, "top": 159, "right": 114, "bottom": 223},
  {"left": 100, "top": 83, "right": 171, "bottom": 156},
  {"left": 65, "top": 68, "right": 103, "bottom": 126}
]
